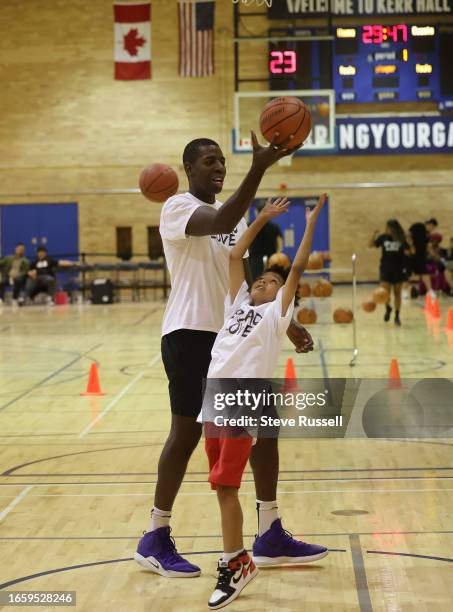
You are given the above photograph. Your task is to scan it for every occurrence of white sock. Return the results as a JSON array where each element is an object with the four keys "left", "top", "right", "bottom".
[
  {"left": 149, "top": 506, "right": 172, "bottom": 532},
  {"left": 257, "top": 499, "right": 279, "bottom": 536},
  {"left": 222, "top": 548, "right": 244, "bottom": 563}
]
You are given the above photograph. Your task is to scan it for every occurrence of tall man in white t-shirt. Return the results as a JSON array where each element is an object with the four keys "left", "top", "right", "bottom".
[{"left": 135, "top": 134, "right": 317, "bottom": 578}]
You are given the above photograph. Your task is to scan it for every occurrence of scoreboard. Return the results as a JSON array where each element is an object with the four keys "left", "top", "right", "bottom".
[
  {"left": 335, "top": 24, "right": 439, "bottom": 103},
  {"left": 268, "top": 26, "right": 453, "bottom": 105}
]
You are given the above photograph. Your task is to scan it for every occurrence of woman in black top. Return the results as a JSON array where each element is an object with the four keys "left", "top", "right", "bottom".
[
  {"left": 408, "top": 222, "right": 435, "bottom": 298},
  {"left": 370, "top": 219, "right": 409, "bottom": 326}
]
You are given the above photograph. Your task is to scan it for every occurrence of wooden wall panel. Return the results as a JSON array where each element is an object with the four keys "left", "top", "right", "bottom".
[{"left": 0, "top": 0, "right": 451, "bottom": 279}]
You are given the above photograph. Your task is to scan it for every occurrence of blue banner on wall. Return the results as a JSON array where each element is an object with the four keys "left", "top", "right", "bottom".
[
  {"left": 269, "top": 0, "right": 453, "bottom": 18},
  {"left": 250, "top": 196, "right": 329, "bottom": 261},
  {"left": 335, "top": 115, "right": 453, "bottom": 154}
]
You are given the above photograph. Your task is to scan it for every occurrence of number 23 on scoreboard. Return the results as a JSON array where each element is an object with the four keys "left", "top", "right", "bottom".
[{"left": 269, "top": 50, "right": 297, "bottom": 74}]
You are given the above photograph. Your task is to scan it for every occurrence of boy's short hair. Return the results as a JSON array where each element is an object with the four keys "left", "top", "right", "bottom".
[
  {"left": 425, "top": 217, "right": 438, "bottom": 227},
  {"left": 263, "top": 264, "right": 289, "bottom": 283},
  {"left": 37, "top": 246, "right": 47, "bottom": 253}
]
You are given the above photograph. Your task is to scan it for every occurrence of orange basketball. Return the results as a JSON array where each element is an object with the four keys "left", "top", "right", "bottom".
[
  {"left": 333, "top": 308, "right": 354, "bottom": 324},
  {"left": 268, "top": 252, "right": 291, "bottom": 269},
  {"left": 312, "top": 282, "right": 324, "bottom": 298},
  {"left": 318, "top": 279, "right": 333, "bottom": 297},
  {"left": 307, "top": 252, "right": 324, "bottom": 270},
  {"left": 260, "top": 97, "right": 312, "bottom": 150},
  {"left": 373, "top": 286, "right": 390, "bottom": 304},
  {"left": 317, "top": 102, "right": 330, "bottom": 118},
  {"left": 297, "top": 307, "right": 317, "bottom": 325},
  {"left": 139, "top": 163, "right": 179, "bottom": 203},
  {"left": 298, "top": 282, "right": 311, "bottom": 298},
  {"left": 362, "top": 300, "right": 377, "bottom": 313}
]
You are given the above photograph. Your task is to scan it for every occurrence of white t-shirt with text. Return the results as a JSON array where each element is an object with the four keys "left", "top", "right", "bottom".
[
  {"left": 160, "top": 192, "right": 248, "bottom": 337},
  {"left": 207, "top": 281, "right": 294, "bottom": 379}
]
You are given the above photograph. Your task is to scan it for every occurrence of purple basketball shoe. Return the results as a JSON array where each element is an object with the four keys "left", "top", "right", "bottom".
[
  {"left": 134, "top": 527, "right": 201, "bottom": 577},
  {"left": 252, "top": 519, "right": 328, "bottom": 566}
]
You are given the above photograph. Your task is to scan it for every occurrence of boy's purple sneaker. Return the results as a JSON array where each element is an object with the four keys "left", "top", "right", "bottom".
[
  {"left": 252, "top": 519, "right": 328, "bottom": 566},
  {"left": 134, "top": 527, "right": 201, "bottom": 578}
]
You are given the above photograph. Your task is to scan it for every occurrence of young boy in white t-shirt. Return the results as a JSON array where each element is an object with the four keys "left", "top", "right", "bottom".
[{"left": 203, "top": 194, "right": 326, "bottom": 609}]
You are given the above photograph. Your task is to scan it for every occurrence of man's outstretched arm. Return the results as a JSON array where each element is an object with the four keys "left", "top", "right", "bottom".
[{"left": 186, "top": 133, "right": 297, "bottom": 236}]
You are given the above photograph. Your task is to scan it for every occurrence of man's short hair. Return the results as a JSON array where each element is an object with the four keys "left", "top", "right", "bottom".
[
  {"left": 183, "top": 138, "right": 219, "bottom": 165},
  {"left": 37, "top": 246, "right": 47, "bottom": 253},
  {"left": 426, "top": 217, "right": 438, "bottom": 227},
  {"left": 16, "top": 242, "right": 25, "bottom": 247}
]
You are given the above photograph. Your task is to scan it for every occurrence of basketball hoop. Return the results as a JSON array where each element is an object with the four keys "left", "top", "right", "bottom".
[{"left": 232, "top": 0, "right": 273, "bottom": 7}]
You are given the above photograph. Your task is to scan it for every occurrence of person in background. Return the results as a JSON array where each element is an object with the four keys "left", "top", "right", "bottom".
[
  {"left": 425, "top": 217, "right": 439, "bottom": 241},
  {"left": 429, "top": 231, "right": 446, "bottom": 257},
  {"left": 25, "top": 246, "right": 76, "bottom": 305},
  {"left": 0, "top": 243, "right": 30, "bottom": 306},
  {"left": 446, "top": 237, "right": 453, "bottom": 285},
  {"left": 426, "top": 241, "right": 451, "bottom": 296},
  {"left": 370, "top": 219, "right": 409, "bottom": 326},
  {"left": 447, "top": 237, "right": 453, "bottom": 262},
  {"left": 408, "top": 222, "right": 436, "bottom": 300},
  {"left": 248, "top": 200, "right": 283, "bottom": 280}
]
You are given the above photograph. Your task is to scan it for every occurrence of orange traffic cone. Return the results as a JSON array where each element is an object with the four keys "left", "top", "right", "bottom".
[
  {"left": 445, "top": 308, "right": 453, "bottom": 331},
  {"left": 424, "top": 292, "right": 432, "bottom": 313},
  {"left": 431, "top": 299, "right": 441, "bottom": 319},
  {"left": 387, "top": 358, "right": 401, "bottom": 390},
  {"left": 280, "top": 357, "right": 299, "bottom": 392},
  {"left": 81, "top": 363, "right": 106, "bottom": 396}
]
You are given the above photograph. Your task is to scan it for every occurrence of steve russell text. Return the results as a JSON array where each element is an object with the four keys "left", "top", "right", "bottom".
[{"left": 213, "top": 415, "right": 343, "bottom": 428}]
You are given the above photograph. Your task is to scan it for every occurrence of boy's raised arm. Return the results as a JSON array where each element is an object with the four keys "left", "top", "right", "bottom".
[
  {"left": 229, "top": 197, "right": 290, "bottom": 302},
  {"left": 281, "top": 194, "right": 326, "bottom": 316}
]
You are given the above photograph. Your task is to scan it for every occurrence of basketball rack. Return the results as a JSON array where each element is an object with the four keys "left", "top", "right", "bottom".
[{"left": 303, "top": 253, "right": 358, "bottom": 367}]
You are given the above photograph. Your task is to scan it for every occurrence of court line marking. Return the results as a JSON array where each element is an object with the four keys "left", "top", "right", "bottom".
[
  {"left": 0, "top": 532, "right": 451, "bottom": 540},
  {"left": 0, "top": 343, "right": 103, "bottom": 413},
  {"left": 367, "top": 550, "right": 453, "bottom": 563},
  {"left": 0, "top": 486, "right": 33, "bottom": 523},
  {"left": 0, "top": 487, "right": 452, "bottom": 496},
  {"left": 0, "top": 550, "right": 344, "bottom": 591},
  {"left": 3, "top": 478, "right": 453, "bottom": 487},
  {"left": 5, "top": 466, "right": 453, "bottom": 475},
  {"left": 1, "top": 444, "right": 161, "bottom": 477},
  {"left": 78, "top": 352, "right": 161, "bottom": 438},
  {"left": 350, "top": 534, "right": 373, "bottom": 612},
  {"left": 78, "top": 372, "right": 144, "bottom": 438},
  {"left": 2, "top": 546, "right": 453, "bottom": 592},
  {"left": 133, "top": 307, "right": 160, "bottom": 326}
]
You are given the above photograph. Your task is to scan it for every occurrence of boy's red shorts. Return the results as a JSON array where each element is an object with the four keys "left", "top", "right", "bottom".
[{"left": 204, "top": 423, "right": 253, "bottom": 490}]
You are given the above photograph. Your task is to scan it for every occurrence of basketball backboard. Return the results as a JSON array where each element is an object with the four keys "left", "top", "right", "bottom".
[{"left": 233, "top": 90, "right": 336, "bottom": 153}]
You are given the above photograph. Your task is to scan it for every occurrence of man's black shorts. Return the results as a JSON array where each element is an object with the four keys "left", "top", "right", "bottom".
[{"left": 161, "top": 329, "right": 217, "bottom": 418}]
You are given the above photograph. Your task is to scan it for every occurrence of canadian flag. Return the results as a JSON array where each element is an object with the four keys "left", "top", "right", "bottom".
[{"left": 114, "top": 2, "right": 151, "bottom": 80}]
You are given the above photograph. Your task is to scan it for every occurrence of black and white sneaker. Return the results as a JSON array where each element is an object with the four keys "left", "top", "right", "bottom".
[{"left": 208, "top": 550, "right": 258, "bottom": 610}]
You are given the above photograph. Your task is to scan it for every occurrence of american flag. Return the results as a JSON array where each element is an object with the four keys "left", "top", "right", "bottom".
[{"left": 178, "top": 1, "right": 215, "bottom": 77}]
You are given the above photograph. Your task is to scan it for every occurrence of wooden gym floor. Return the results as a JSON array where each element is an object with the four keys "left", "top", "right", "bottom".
[{"left": 0, "top": 286, "right": 452, "bottom": 611}]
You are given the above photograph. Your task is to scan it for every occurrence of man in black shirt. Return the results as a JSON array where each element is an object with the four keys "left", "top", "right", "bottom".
[
  {"left": 249, "top": 200, "right": 283, "bottom": 279},
  {"left": 25, "top": 246, "right": 75, "bottom": 304}
]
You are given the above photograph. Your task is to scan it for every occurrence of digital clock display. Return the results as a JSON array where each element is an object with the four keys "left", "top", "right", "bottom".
[
  {"left": 267, "top": 24, "right": 453, "bottom": 104},
  {"left": 362, "top": 24, "right": 408, "bottom": 44},
  {"left": 269, "top": 50, "right": 296, "bottom": 74}
]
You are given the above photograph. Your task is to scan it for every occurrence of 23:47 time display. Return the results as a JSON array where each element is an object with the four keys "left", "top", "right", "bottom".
[{"left": 362, "top": 24, "right": 408, "bottom": 44}]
